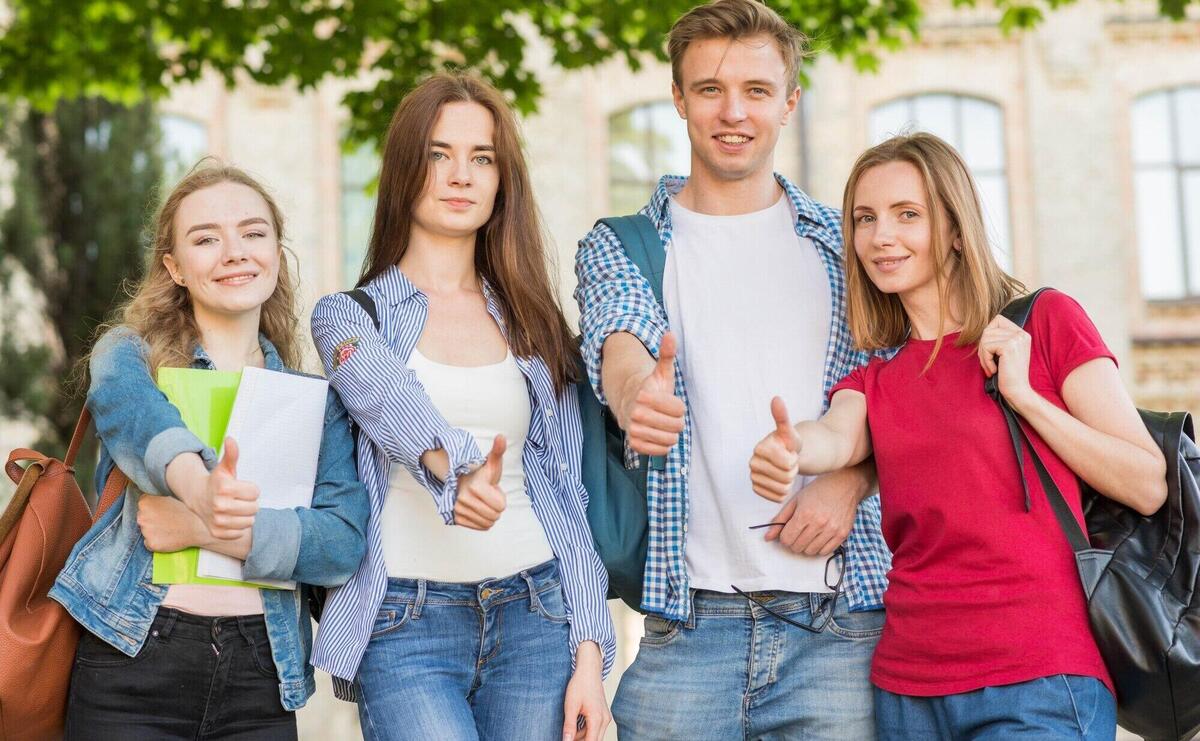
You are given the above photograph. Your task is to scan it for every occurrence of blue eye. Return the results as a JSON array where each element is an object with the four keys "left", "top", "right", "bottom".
[
  {"left": 473, "top": 155, "right": 493, "bottom": 165},
  {"left": 430, "top": 151, "right": 446, "bottom": 160}
]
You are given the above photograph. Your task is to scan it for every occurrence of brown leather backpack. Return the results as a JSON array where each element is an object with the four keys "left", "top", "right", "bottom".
[{"left": 0, "top": 408, "right": 125, "bottom": 740}]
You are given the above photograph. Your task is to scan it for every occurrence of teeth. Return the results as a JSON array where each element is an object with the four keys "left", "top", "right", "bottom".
[{"left": 718, "top": 135, "right": 749, "bottom": 143}]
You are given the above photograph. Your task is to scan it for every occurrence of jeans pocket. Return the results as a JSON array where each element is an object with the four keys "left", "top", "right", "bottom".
[
  {"left": 369, "top": 603, "right": 413, "bottom": 638},
  {"left": 1061, "top": 675, "right": 1109, "bottom": 737},
  {"left": 640, "top": 614, "right": 681, "bottom": 647},
  {"left": 249, "top": 637, "right": 280, "bottom": 679},
  {"left": 827, "top": 606, "right": 885, "bottom": 641},
  {"left": 533, "top": 582, "right": 570, "bottom": 624},
  {"left": 74, "top": 629, "right": 159, "bottom": 668}
]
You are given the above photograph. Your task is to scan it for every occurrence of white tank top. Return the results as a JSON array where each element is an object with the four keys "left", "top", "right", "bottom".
[{"left": 380, "top": 347, "right": 554, "bottom": 581}]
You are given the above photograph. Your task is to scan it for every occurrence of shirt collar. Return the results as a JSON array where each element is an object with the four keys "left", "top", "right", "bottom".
[{"left": 643, "top": 172, "right": 837, "bottom": 247}]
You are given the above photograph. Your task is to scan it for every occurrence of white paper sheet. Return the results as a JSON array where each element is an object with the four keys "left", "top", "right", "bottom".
[{"left": 197, "top": 366, "right": 328, "bottom": 589}]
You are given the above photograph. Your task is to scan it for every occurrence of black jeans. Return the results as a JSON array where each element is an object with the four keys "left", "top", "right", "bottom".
[{"left": 64, "top": 607, "right": 297, "bottom": 740}]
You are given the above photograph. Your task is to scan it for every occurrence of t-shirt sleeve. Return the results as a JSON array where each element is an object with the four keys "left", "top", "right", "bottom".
[
  {"left": 1028, "top": 289, "right": 1117, "bottom": 394},
  {"left": 829, "top": 363, "right": 869, "bottom": 401}
]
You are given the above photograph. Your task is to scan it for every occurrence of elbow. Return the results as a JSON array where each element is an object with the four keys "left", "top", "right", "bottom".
[
  {"left": 324, "top": 534, "right": 367, "bottom": 586},
  {"left": 1131, "top": 453, "right": 1169, "bottom": 517}
]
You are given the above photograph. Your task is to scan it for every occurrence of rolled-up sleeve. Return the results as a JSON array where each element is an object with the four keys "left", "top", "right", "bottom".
[
  {"left": 310, "top": 292, "right": 484, "bottom": 524},
  {"left": 87, "top": 328, "right": 215, "bottom": 496}
]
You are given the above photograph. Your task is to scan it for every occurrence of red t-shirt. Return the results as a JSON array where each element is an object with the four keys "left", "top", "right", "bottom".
[{"left": 831, "top": 290, "right": 1115, "bottom": 697}]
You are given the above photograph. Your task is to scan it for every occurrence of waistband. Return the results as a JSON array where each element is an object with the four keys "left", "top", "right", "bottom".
[
  {"left": 150, "top": 606, "right": 269, "bottom": 646},
  {"left": 382, "top": 558, "right": 560, "bottom": 609},
  {"left": 682, "top": 589, "right": 834, "bottom": 626}
]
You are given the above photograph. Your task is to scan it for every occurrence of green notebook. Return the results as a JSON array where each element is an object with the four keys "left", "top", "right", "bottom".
[{"left": 150, "top": 367, "right": 272, "bottom": 589}]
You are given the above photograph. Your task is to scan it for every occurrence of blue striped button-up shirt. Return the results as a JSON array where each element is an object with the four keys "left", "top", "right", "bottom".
[
  {"left": 574, "top": 173, "right": 893, "bottom": 621},
  {"left": 310, "top": 266, "right": 616, "bottom": 697}
]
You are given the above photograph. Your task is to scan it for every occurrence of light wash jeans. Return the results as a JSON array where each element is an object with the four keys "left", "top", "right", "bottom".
[
  {"left": 614, "top": 589, "right": 884, "bottom": 740},
  {"left": 874, "top": 674, "right": 1117, "bottom": 740},
  {"left": 353, "top": 560, "right": 573, "bottom": 741}
]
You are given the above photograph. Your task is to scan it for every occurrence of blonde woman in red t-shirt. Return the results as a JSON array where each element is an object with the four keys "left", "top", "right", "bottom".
[{"left": 749, "top": 132, "right": 1166, "bottom": 741}]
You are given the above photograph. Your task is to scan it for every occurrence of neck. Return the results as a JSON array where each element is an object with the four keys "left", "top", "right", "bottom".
[
  {"left": 399, "top": 224, "right": 479, "bottom": 294},
  {"left": 675, "top": 160, "right": 781, "bottom": 215},
  {"left": 193, "top": 305, "right": 264, "bottom": 372},
  {"left": 900, "top": 281, "right": 961, "bottom": 341}
]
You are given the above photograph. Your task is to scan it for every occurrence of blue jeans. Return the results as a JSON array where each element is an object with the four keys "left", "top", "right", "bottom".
[
  {"left": 353, "top": 560, "right": 573, "bottom": 741},
  {"left": 874, "top": 675, "right": 1117, "bottom": 740},
  {"left": 614, "top": 590, "right": 883, "bottom": 739}
]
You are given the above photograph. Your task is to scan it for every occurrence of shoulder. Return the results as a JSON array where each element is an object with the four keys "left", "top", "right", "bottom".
[
  {"left": 90, "top": 326, "right": 150, "bottom": 366},
  {"left": 1026, "top": 288, "right": 1097, "bottom": 332}
]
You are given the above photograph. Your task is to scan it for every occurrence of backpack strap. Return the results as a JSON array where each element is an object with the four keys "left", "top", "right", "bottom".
[
  {"left": 596, "top": 215, "right": 666, "bottom": 307},
  {"left": 342, "top": 288, "right": 380, "bottom": 331}
]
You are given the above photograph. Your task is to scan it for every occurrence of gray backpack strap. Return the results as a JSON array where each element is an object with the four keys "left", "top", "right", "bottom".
[
  {"left": 341, "top": 288, "right": 379, "bottom": 331},
  {"left": 596, "top": 215, "right": 666, "bottom": 307}
]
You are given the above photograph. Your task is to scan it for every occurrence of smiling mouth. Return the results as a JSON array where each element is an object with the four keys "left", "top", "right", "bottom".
[
  {"left": 716, "top": 134, "right": 751, "bottom": 144},
  {"left": 215, "top": 273, "right": 258, "bottom": 286},
  {"left": 872, "top": 256, "right": 909, "bottom": 271},
  {"left": 442, "top": 198, "right": 475, "bottom": 207}
]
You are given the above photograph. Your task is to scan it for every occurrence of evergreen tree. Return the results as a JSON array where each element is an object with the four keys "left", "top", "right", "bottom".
[{"left": 0, "top": 98, "right": 163, "bottom": 495}]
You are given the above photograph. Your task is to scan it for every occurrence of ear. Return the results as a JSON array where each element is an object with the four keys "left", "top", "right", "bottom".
[
  {"left": 952, "top": 235, "right": 963, "bottom": 252},
  {"left": 780, "top": 85, "right": 801, "bottom": 126},
  {"left": 671, "top": 80, "right": 687, "bottom": 120},
  {"left": 162, "top": 253, "right": 185, "bottom": 286}
]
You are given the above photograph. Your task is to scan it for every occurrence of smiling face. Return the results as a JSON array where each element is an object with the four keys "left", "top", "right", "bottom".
[
  {"left": 162, "top": 181, "right": 281, "bottom": 320},
  {"left": 672, "top": 34, "right": 799, "bottom": 184},
  {"left": 410, "top": 100, "right": 500, "bottom": 242},
  {"left": 851, "top": 160, "right": 959, "bottom": 303}
]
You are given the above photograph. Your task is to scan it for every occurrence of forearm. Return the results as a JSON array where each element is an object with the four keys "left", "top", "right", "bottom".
[
  {"left": 795, "top": 420, "right": 863, "bottom": 474},
  {"left": 1010, "top": 393, "right": 1166, "bottom": 515},
  {"left": 600, "top": 332, "right": 655, "bottom": 429},
  {"left": 165, "top": 452, "right": 210, "bottom": 510},
  {"left": 200, "top": 530, "right": 252, "bottom": 560}
]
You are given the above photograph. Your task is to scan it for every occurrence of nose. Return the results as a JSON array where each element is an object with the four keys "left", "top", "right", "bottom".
[
  {"left": 447, "top": 156, "right": 472, "bottom": 187},
  {"left": 719, "top": 92, "right": 747, "bottom": 124},
  {"left": 222, "top": 231, "right": 249, "bottom": 262},
  {"left": 871, "top": 218, "right": 896, "bottom": 249}
]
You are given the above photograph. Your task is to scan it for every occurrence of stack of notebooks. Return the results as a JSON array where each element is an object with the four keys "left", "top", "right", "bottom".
[{"left": 152, "top": 366, "right": 328, "bottom": 589}]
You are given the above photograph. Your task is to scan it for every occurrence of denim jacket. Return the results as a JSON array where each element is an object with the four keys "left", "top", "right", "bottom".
[{"left": 49, "top": 328, "right": 370, "bottom": 712}]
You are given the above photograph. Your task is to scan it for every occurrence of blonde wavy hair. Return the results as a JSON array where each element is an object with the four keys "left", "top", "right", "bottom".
[
  {"left": 101, "top": 161, "right": 300, "bottom": 376},
  {"left": 842, "top": 132, "right": 1024, "bottom": 366}
]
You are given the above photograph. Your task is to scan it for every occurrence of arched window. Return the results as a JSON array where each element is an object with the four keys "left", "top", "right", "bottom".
[
  {"left": 158, "top": 114, "right": 209, "bottom": 185},
  {"left": 608, "top": 101, "right": 690, "bottom": 214},
  {"left": 869, "top": 94, "right": 1012, "bottom": 270},
  {"left": 339, "top": 140, "right": 379, "bottom": 287},
  {"left": 1132, "top": 87, "right": 1200, "bottom": 301}
]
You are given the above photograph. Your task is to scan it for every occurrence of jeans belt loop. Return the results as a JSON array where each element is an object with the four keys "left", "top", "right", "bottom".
[
  {"left": 156, "top": 608, "right": 179, "bottom": 639},
  {"left": 684, "top": 590, "right": 698, "bottom": 630},
  {"left": 412, "top": 579, "right": 427, "bottom": 620},
  {"left": 519, "top": 569, "right": 541, "bottom": 613}
]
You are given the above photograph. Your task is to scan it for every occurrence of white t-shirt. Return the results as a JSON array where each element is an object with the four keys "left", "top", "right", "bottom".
[
  {"left": 665, "top": 194, "right": 834, "bottom": 593},
  {"left": 380, "top": 347, "right": 554, "bottom": 581}
]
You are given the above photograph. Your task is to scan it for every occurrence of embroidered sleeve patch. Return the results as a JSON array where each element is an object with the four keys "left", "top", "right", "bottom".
[{"left": 332, "top": 337, "right": 360, "bottom": 370}]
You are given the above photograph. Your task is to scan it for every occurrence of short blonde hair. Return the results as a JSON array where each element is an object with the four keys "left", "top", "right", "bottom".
[
  {"left": 841, "top": 132, "right": 1025, "bottom": 365},
  {"left": 667, "top": 0, "right": 807, "bottom": 92}
]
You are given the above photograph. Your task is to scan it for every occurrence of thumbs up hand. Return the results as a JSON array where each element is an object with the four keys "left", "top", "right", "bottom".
[
  {"left": 618, "top": 332, "right": 686, "bottom": 457},
  {"left": 197, "top": 437, "right": 260, "bottom": 539},
  {"left": 749, "top": 397, "right": 802, "bottom": 502},
  {"left": 454, "top": 435, "right": 508, "bottom": 531}
]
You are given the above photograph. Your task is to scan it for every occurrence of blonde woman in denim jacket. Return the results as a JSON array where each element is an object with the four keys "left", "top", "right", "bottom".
[{"left": 50, "top": 163, "right": 369, "bottom": 739}]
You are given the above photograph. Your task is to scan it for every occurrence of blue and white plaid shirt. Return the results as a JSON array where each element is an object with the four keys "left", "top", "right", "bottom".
[
  {"left": 574, "top": 173, "right": 891, "bottom": 621},
  {"left": 309, "top": 266, "right": 616, "bottom": 698}
]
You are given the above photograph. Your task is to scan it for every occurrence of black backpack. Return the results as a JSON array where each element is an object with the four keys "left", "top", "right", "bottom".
[{"left": 988, "top": 288, "right": 1200, "bottom": 741}]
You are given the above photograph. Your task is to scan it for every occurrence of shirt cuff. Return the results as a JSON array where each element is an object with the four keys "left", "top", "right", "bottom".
[
  {"left": 144, "top": 427, "right": 216, "bottom": 496},
  {"left": 569, "top": 625, "right": 617, "bottom": 680},
  {"left": 243, "top": 508, "right": 302, "bottom": 582},
  {"left": 584, "top": 316, "right": 665, "bottom": 407}
]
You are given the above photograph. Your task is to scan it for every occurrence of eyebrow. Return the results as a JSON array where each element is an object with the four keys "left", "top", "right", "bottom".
[
  {"left": 430, "top": 140, "right": 495, "bottom": 152},
  {"left": 185, "top": 217, "right": 270, "bottom": 236}
]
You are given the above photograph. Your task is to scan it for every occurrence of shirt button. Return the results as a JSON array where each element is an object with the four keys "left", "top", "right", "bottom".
[
  {"left": 546, "top": 408, "right": 554, "bottom": 417},
  {"left": 560, "top": 463, "right": 568, "bottom": 472},
  {"left": 680, "top": 465, "right": 688, "bottom": 476}
]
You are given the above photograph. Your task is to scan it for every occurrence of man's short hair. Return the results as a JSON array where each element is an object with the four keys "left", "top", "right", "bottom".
[{"left": 667, "top": 0, "right": 808, "bottom": 92}]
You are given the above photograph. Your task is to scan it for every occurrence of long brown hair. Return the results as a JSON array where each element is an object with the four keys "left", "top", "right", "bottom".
[
  {"left": 358, "top": 72, "right": 578, "bottom": 392},
  {"left": 98, "top": 161, "right": 300, "bottom": 376},
  {"left": 841, "top": 132, "right": 1024, "bottom": 365}
]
